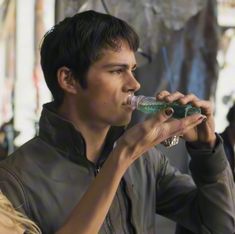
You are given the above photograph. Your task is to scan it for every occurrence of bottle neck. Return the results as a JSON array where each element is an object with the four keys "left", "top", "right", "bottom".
[{"left": 128, "top": 95, "right": 146, "bottom": 109}]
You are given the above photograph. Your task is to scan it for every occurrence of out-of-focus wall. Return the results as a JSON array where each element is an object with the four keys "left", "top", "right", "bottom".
[{"left": 0, "top": 0, "right": 54, "bottom": 150}]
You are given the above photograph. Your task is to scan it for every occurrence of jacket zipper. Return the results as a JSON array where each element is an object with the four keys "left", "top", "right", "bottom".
[{"left": 95, "top": 165, "right": 100, "bottom": 176}]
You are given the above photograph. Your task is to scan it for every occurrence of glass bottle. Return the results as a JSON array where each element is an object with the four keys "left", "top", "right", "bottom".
[{"left": 128, "top": 95, "right": 201, "bottom": 119}]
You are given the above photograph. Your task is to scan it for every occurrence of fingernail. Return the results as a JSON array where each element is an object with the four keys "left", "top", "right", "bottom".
[{"left": 165, "top": 108, "right": 174, "bottom": 116}]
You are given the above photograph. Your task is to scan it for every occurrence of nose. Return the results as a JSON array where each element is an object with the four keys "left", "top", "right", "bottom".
[{"left": 123, "top": 72, "right": 141, "bottom": 93}]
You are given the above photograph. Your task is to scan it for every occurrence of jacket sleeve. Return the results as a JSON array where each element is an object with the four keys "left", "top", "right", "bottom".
[
  {"left": 0, "top": 165, "right": 31, "bottom": 217},
  {"left": 155, "top": 135, "right": 235, "bottom": 234}
]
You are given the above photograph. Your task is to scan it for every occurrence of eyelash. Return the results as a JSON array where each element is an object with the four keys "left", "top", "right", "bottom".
[
  {"left": 110, "top": 70, "right": 136, "bottom": 76},
  {"left": 110, "top": 69, "right": 123, "bottom": 75},
  {"left": 131, "top": 70, "right": 137, "bottom": 77}
]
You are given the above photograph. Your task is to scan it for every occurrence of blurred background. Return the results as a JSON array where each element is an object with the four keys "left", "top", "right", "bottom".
[{"left": 0, "top": 0, "right": 235, "bottom": 232}]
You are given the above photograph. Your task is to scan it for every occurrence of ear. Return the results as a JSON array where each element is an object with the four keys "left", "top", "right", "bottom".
[{"left": 57, "top": 66, "right": 78, "bottom": 94}]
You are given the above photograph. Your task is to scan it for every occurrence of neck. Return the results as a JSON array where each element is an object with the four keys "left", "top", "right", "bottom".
[
  {"left": 81, "top": 125, "right": 110, "bottom": 163},
  {"left": 58, "top": 101, "right": 110, "bottom": 163}
]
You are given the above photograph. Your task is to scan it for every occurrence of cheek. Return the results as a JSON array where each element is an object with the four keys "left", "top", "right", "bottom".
[
  {"left": 89, "top": 83, "right": 120, "bottom": 106},
  {"left": 89, "top": 97, "right": 114, "bottom": 111},
  {"left": 88, "top": 93, "right": 120, "bottom": 117}
]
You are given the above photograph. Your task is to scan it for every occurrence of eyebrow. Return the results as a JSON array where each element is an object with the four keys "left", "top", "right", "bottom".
[{"left": 102, "top": 63, "right": 137, "bottom": 70}]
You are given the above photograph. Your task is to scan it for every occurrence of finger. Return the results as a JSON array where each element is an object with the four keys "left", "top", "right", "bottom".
[
  {"left": 149, "top": 107, "right": 174, "bottom": 125},
  {"left": 166, "top": 113, "right": 207, "bottom": 137},
  {"left": 125, "top": 108, "right": 174, "bottom": 148},
  {"left": 156, "top": 90, "right": 170, "bottom": 100},
  {"left": 149, "top": 113, "right": 206, "bottom": 145},
  {"left": 157, "top": 91, "right": 185, "bottom": 103},
  {"left": 143, "top": 107, "right": 174, "bottom": 132},
  {"left": 177, "top": 93, "right": 200, "bottom": 105},
  {"left": 180, "top": 114, "right": 207, "bottom": 135},
  {"left": 189, "top": 99, "right": 214, "bottom": 116}
]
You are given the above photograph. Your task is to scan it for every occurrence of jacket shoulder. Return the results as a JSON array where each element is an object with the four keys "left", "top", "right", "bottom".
[
  {"left": 0, "top": 137, "right": 53, "bottom": 216},
  {"left": 0, "top": 159, "right": 31, "bottom": 216}
]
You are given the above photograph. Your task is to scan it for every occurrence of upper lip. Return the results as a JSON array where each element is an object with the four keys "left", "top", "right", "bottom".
[{"left": 124, "top": 93, "right": 133, "bottom": 105}]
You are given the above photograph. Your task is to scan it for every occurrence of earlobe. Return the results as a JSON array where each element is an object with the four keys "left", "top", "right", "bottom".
[{"left": 57, "top": 66, "right": 78, "bottom": 94}]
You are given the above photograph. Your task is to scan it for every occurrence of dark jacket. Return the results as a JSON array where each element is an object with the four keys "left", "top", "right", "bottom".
[
  {"left": 0, "top": 102, "right": 234, "bottom": 234},
  {"left": 221, "top": 127, "right": 235, "bottom": 180}
]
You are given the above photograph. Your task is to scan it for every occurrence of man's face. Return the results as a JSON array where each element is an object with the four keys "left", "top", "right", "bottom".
[{"left": 76, "top": 41, "right": 140, "bottom": 127}]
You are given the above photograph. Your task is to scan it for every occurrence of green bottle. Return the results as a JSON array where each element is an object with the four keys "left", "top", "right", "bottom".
[{"left": 129, "top": 95, "right": 201, "bottom": 119}]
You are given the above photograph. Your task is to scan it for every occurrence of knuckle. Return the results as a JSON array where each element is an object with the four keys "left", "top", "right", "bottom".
[
  {"left": 175, "top": 91, "right": 183, "bottom": 96},
  {"left": 157, "top": 90, "right": 170, "bottom": 97}
]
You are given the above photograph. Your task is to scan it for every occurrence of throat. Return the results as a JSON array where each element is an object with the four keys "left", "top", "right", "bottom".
[
  {"left": 84, "top": 129, "right": 110, "bottom": 164},
  {"left": 87, "top": 146, "right": 104, "bottom": 164}
]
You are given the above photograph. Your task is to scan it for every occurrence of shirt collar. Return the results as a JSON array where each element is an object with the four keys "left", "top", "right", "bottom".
[{"left": 38, "top": 102, "right": 125, "bottom": 165}]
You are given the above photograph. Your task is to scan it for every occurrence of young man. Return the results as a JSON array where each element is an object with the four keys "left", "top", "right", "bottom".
[{"left": 0, "top": 10, "right": 234, "bottom": 234}]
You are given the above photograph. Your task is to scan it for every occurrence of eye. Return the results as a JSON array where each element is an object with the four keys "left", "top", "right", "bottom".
[
  {"left": 131, "top": 69, "right": 137, "bottom": 77},
  {"left": 110, "top": 69, "right": 123, "bottom": 75}
]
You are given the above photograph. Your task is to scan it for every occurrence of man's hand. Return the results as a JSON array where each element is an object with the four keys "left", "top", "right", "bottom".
[
  {"left": 115, "top": 96, "right": 207, "bottom": 164},
  {"left": 156, "top": 91, "right": 217, "bottom": 148}
]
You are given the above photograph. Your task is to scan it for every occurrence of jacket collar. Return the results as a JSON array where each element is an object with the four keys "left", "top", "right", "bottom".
[{"left": 38, "top": 102, "right": 125, "bottom": 166}]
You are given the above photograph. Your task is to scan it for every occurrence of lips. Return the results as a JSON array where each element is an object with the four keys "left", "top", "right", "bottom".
[
  {"left": 125, "top": 93, "right": 133, "bottom": 105},
  {"left": 122, "top": 94, "right": 136, "bottom": 110}
]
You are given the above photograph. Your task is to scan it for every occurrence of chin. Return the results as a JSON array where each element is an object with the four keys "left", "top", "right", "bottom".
[
  {"left": 107, "top": 111, "right": 133, "bottom": 126},
  {"left": 114, "top": 116, "right": 132, "bottom": 126}
]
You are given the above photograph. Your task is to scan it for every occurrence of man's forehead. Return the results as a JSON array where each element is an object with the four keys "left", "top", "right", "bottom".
[
  {"left": 101, "top": 63, "right": 137, "bottom": 69},
  {"left": 95, "top": 45, "right": 137, "bottom": 67},
  {"left": 96, "top": 44, "right": 146, "bottom": 67}
]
